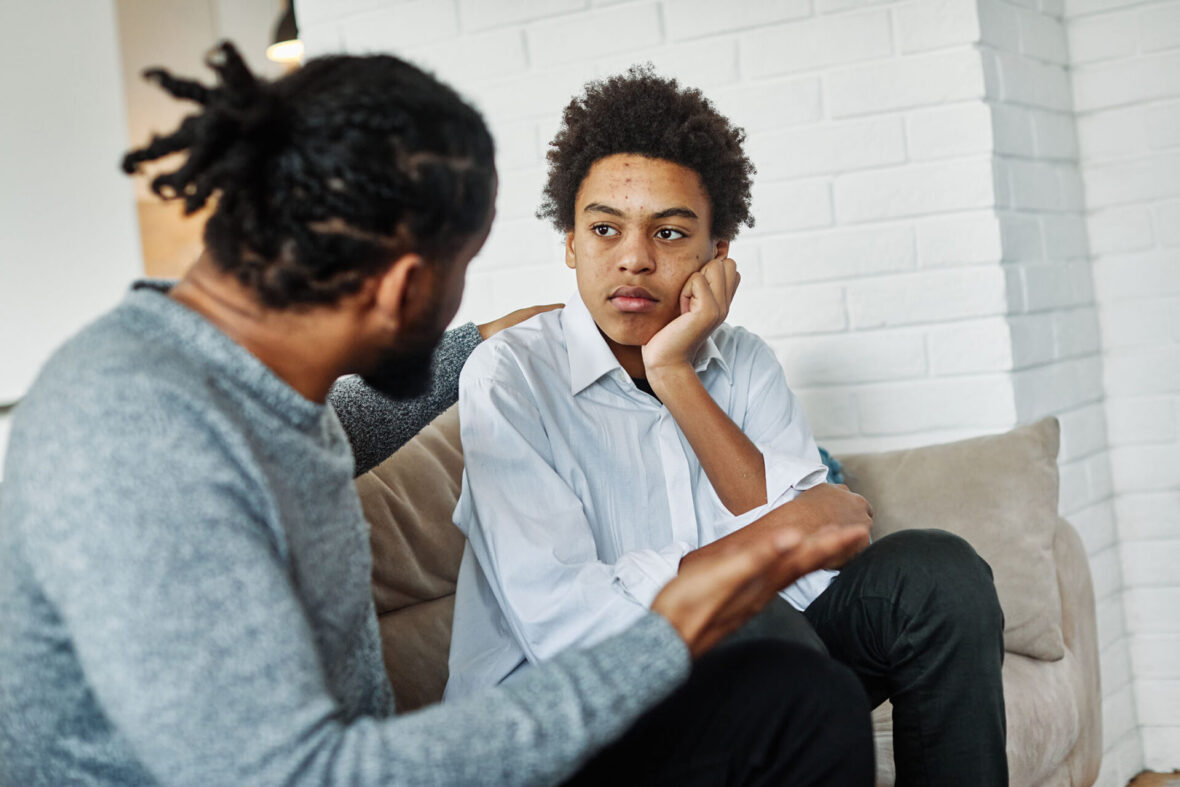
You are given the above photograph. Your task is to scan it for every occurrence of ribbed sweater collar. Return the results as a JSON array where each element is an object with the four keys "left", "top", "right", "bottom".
[{"left": 120, "top": 280, "right": 325, "bottom": 430}]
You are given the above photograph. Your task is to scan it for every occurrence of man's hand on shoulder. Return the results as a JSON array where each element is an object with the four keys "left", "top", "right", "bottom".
[{"left": 477, "top": 304, "right": 563, "bottom": 340}]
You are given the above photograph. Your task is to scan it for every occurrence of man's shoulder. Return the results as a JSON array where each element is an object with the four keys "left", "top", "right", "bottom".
[
  {"left": 11, "top": 306, "right": 235, "bottom": 475},
  {"left": 31, "top": 306, "right": 208, "bottom": 412}
]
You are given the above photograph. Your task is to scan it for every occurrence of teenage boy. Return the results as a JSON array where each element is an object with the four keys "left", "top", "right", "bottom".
[
  {"left": 0, "top": 45, "right": 874, "bottom": 785},
  {"left": 447, "top": 66, "right": 1009, "bottom": 786}
]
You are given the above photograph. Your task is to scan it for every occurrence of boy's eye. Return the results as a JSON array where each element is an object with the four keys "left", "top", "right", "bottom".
[
  {"left": 592, "top": 224, "right": 619, "bottom": 237},
  {"left": 656, "top": 228, "right": 685, "bottom": 240}
]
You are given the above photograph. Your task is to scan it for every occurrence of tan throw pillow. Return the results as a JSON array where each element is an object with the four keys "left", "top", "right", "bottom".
[
  {"left": 357, "top": 405, "right": 466, "bottom": 709},
  {"left": 838, "top": 417, "right": 1065, "bottom": 662}
]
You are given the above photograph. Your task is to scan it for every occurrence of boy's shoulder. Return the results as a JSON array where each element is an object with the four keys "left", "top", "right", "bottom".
[
  {"left": 462, "top": 306, "right": 569, "bottom": 386},
  {"left": 709, "top": 321, "right": 775, "bottom": 364}
]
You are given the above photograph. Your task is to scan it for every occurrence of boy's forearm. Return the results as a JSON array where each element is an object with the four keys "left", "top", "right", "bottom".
[
  {"left": 648, "top": 364, "right": 766, "bottom": 515},
  {"left": 678, "top": 483, "right": 873, "bottom": 580}
]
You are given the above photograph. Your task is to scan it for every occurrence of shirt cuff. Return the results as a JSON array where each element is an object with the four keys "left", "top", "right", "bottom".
[
  {"left": 763, "top": 449, "right": 829, "bottom": 504},
  {"left": 780, "top": 568, "right": 838, "bottom": 610},
  {"left": 611, "top": 542, "right": 694, "bottom": 608},
  {"left": 709, "top": 454, "right": 837, "bottom": 612}
]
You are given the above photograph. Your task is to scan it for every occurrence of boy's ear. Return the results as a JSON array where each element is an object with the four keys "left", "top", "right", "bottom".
[
  {"left": 713, "top": 239, "right": 731, "bottom": 261},
  {"left": 565, "top": 231, "right": 577, "bottom": 270},
  {"left": 372, "top": 252, "right": 426, "bottom": 334}
]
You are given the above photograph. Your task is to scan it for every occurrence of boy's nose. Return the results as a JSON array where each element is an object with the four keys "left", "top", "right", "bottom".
[{"left": 617, "top": 236, "right": 655, "bottom": 274}]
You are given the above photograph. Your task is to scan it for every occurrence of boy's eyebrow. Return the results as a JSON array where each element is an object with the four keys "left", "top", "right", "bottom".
[
  {"left": 652, "top": 207, "right": 698, "bottom": 220},
  {"left": 583, "top": 203, "right": 699, "bottom": 221},
  {"left": 584, "top": 202, "right": 624, "bottom": 217}
]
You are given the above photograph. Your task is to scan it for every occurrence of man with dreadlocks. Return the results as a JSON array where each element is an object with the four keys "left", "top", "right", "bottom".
[{"left": 0, "top": 43, "right": 873, "bottom": 785}]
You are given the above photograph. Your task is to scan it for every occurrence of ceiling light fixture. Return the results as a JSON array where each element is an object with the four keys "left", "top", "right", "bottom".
[{"left": 266, "top": 2, "right": 303, "bottom": 65}]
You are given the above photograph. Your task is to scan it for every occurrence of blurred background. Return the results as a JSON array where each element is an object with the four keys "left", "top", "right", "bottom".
[{"left": 0, "top": 1, "right": 1177, "bottom": 783}]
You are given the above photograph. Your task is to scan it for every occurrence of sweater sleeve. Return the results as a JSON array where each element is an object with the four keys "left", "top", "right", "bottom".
[
  {"left": 329, "top": 322, "right": 482, "bottom": 477},
  {"left": 11, "top": 382, "right": 689, "bottom": 787}
]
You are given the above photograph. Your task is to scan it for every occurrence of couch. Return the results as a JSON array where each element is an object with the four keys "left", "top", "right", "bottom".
[{"left": 357, "top": 409, "right": 1102, "bottom": 786}]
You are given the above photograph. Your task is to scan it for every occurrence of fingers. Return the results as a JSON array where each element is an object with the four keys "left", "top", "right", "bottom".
[
  {"left": 680, "top": 268, "right": 719, "bottom": 318},
  {"left": 682, "top": 256, "right": 739, "bottom": 320},
  {"left": 477, "top": 303, "right": 564, "bottom": 339},
  {"left": 657, "top": 521, "right": 872, "bottom": 658},
  {"left": 770, "top": 524, "right": 870, "bottom": 580},
  {"left": 699, "top": 257, "right": 739, "bottom": 317}
]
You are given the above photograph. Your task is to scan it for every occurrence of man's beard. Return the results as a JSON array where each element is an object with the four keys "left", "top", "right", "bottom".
[{"left": 361, "top": 315, "right": 447, "bottom": 400}]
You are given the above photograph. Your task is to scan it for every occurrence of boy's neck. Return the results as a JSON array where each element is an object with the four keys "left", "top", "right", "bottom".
[{"left": 602, "top": 332, "right": 647, "bottom": 379}]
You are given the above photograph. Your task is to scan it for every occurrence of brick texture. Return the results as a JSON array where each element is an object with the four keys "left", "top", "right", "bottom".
[{"left": 1067, "top": 0, "right": 1180, "bottom": 776}]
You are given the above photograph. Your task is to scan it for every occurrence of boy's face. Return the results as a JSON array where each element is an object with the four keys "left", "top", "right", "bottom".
[{"left": 565, "top": 153, "right": 729, "bottom": 356}]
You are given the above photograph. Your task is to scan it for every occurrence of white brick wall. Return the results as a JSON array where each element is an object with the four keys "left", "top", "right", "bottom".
[
  {"left": 1069, "top": 0, "right": 1180, "bottom": 776},
  {"left": 295, "top": 0, "right": 1180, "bottom": 778}
]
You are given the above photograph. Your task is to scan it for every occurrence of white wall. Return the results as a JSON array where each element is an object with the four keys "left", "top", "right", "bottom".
[
  {"left": 0, "top": 0, "right": 144, "bottom": 479},
  {"left": 299, "top": 0, "right": 1021, "bottom": 454},
  {"left": 0, "top": 0, "right": 286, "bottom": 478},
  {"left": 977, "top": 2, "right": 1143, "bottom": 783},
  {"left": 116, "top": 0, "right": 285, "bottom": 203},
  {"left": 1067, "top": 0, "right": 1180, "bottom": 774}
]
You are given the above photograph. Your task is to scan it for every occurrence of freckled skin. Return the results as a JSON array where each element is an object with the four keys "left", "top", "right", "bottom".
[{"left": 565, "top": 153, "right": 726, "bottom": 376}]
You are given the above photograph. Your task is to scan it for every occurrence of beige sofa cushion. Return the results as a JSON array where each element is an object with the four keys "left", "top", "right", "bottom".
[
  {"left": 839, "top": 417, "right": 1066, "bottom": 661},
  {"left": 357, "top": 406, "right": 466, "bottom": 710}
]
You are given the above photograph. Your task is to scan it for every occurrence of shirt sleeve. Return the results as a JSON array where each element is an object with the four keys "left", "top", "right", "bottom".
[
  {"left": 11, "top": 384, "right": 689, "bottom": 787},
  {"left": 455, "top": 362, "right": 689, "bottom": 663},
  {"left": 704, "top": 332, "right": 835, "bottom": 610},
  {"left": 743, "top": 335, "right": 829, "bottom": 503},
  {"left": 329, "top": 322, "right": 482, "bottom": 477}
]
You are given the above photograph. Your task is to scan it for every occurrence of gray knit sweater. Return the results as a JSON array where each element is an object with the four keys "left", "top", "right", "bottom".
[{"left": 0, "top": 283, "right": 689, "bottom": 786}]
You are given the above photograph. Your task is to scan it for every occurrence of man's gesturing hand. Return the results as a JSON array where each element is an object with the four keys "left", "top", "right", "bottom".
[
  {"left": 651, "top": 522, "right": 869, "bottom": 659},
  {"left": 642, "top": 256, "right": 739, "bottom": 378},
  {"left": 652, "top": 484, "right": 873, "bottom": 658}
]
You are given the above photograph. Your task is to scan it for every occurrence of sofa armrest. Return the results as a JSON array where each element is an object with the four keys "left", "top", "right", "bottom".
[{"left": 1054, "top": 517, "right": 1102, "bottom": 785}]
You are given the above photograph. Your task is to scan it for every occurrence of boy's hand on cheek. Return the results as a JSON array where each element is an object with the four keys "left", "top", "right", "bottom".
[{"left": 643, "top": 256, "right": 740, "bottom": 384}]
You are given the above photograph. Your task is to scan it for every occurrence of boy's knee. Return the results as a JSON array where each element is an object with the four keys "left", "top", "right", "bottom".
[{"left": 872, "top": 529, "right": 1003, "bottom": 637}]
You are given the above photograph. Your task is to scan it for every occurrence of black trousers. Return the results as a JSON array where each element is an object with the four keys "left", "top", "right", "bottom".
[
  {"left": 789, "top": 529, "right": 1007, "bottom": 786},
  {"left": 568, "top": 529, "right": 1007, "bottom": 786},
  {"left": 566, "top": 639, "right": 875, "bottom": 786}
]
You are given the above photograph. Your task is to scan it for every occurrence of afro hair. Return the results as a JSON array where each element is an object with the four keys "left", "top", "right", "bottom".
[{"left": 538, "top": 64, "right": 755, "bottom": 240}]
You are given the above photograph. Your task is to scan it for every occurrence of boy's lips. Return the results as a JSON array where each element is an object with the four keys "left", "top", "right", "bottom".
[{"left": 608, "top": 286, "right": 659, "bottom": 313}]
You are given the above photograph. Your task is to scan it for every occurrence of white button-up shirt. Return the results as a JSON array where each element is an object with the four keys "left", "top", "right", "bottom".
[{"left": 444, "top": 292, "right": 833, "bottom": 700}]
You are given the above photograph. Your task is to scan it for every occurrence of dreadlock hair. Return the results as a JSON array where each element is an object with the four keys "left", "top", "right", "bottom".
[
  {"left": 122, "top": 41, "right": 495, "bottom": 309},
  {"left": 538, "top": 64, "right": 755, "bottom": 241}
]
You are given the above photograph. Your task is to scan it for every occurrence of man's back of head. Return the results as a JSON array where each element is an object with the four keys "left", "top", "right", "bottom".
[{"left": 123, "top": 41, "right": 497, "bottom": 311}]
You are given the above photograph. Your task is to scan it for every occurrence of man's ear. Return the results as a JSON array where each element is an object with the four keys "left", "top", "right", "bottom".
[
  {"left": 372, "top": 252, "right": 426, "bottom": 335},
  {"left": 565, "top": 231, "right": 577, "bottom": 270},
  {"left": 712, "top": 239, "right": 731, "bottom": 261}
]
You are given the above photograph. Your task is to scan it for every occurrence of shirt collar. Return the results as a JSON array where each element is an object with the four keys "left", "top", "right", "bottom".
[{"left": 561, "top": 290, "right": 731, "bottom": 397}]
